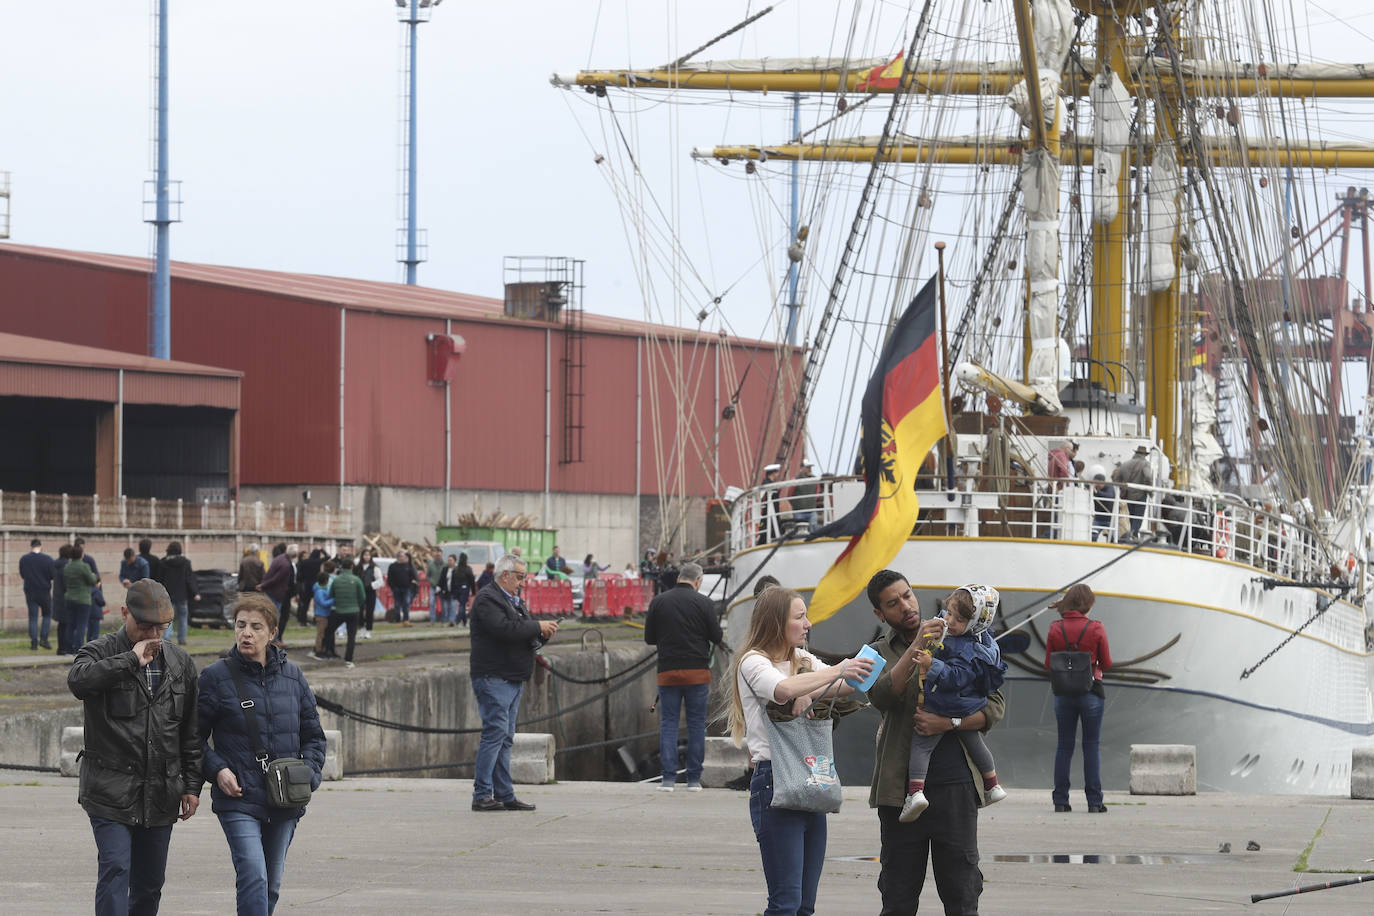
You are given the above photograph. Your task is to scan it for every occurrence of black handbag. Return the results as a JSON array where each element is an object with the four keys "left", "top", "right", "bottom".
[
  {"left": 226, "top": 661, "right": 314, "bottom": 808},
  {"left": 1048, "top": 619, "right": 1094, "bottom": 697}
]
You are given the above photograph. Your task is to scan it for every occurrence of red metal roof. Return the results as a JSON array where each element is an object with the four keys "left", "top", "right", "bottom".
[
  {"left": 0, "top": 330, "right": 241, "bottom": 378},
  {"left": 0, "top": 243, "right": 790, "bottom": 350}
]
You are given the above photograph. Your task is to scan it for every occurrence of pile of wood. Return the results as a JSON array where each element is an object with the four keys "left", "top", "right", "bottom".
[
  {"left": 361, "top": 532, "right": 439, "bottom": 563},
  {"left": 453, "top": 505, "right": 541, "bottom": 529}
]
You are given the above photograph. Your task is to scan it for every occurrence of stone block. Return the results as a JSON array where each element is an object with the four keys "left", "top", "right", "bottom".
[
  {"left": 322, "top": 730, "right": 343, "bottom": 782},
  {"left": 1351, "top": 747, "right": 1374, "bottom": 799},
  {"left": 511, "top": 732, "right": 555, "bottom": 784},
  {"left": 699, "top": 736, "right": 751, "bottom": 789},
  {"left": 59, "top": 726, "right": 84, "bottom": 778},
  {"left": 1129, "top": 744, "right": 1196, "bottom": 795}
]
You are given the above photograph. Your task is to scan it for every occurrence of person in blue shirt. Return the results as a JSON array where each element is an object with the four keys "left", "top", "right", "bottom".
[
  {"left": 120, "top": 547, "right": 150, "bottom": 586},
  {"left": 902, "top": 583, "right": 1008, "bottom": 822},
  {"left": 19, "top": 538, "right": 55, "bottom": 650},
  {"left": 310, "top": 561, "right": 336, "bottom": 661}
]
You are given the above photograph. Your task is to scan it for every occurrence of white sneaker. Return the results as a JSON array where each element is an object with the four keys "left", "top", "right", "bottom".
[
  {"left": 898, "top": 790, "right": 929, "bottom": 823},
  {"left": 343, "top": 661, "right": 355, "bottom": 669},
  {"left": 361, "top": 630, "right": 372, "bottom": 639},
  {"left": 657, "top": 784, "right": 675, "bottom": 792},
  {"left": 686, "top": 782, "right": 703, "bottom": 792},
  {"left": 985, "top": 784, "right": 1007, "bottom": 805}
]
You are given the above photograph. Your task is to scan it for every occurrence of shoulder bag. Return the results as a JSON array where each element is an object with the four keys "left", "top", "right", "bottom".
[
  {"left": 1048, "top": 620, "right": 1094, "bottom": 697},
  {"left": 746, "top": 654, "right": 846, "bottom": 814},
  {"left": 226, "top": 661, "right": 313, "bottom": 808}
]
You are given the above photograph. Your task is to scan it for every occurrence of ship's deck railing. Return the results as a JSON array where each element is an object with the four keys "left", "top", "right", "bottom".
[{"left": 731, "top": 474, "right": 1344, "bottom": 582}]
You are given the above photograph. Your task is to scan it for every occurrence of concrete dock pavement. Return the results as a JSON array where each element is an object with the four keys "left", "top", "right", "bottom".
[{"left": 3, "top": 774, "right": 1372, "bottom": 914}]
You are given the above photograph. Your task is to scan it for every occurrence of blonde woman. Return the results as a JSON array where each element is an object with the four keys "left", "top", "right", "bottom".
[{"left": 727, "top": 587, "right": 873, "bottom": 916}]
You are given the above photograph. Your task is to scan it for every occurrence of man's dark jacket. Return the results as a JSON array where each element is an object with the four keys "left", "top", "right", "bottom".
[
  {"left": 68, "top": 629, "right": 203, "bottom": 827},
  {"left": 139, "top": 549, "right": 162, "bottom": 585},
  {"left": 198, "top": 645, "right": 326, "bottom": 821},
  {"left": 644, "top": 583, "right": 724, "bottom": 672},
  {"left": 19, "top": 551, "right": 55, "bottom": 597},
  {"left": 259, "top": 553, "right": 293, "bottom": 603},
  {"left": 237, "top": 555, "right": 266, "bottom": 592},
  {"left": 298, "top": 549, "right": 327, "bottom": 597},
  {"left": 386, "top": 559, "right": 417, "bottom": 594},
  {"left": 157, "top": 554, "right": 196, "bottom": 604},
  {"left": 469, "top": 582, "right": 545, "bottom": 681}
]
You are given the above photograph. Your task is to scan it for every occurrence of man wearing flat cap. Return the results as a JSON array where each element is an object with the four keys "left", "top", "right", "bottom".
[
  {"left": 68, "top": 578, "right": 203, "bottom": 915},
  {"left": 1112, "top": 446, "right": 1153, "bottom": 539}
]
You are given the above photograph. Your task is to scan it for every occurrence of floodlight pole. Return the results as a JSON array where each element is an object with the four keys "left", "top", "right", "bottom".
[
  {"left": 398, "top": 0, "right": 435, "bottom": 285},
  {"left": 151, "top": 0, "right": 171, "bottom": 358}
]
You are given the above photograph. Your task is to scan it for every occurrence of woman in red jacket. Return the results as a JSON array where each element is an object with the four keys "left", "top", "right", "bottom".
[{"left": 1044, "top": 583, "right": 1112, "bottom": 813}]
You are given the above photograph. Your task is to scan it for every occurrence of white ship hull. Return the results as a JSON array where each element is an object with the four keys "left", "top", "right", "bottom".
[{"left": 726, "top": 535, "right": 1374, "bottom": 795}]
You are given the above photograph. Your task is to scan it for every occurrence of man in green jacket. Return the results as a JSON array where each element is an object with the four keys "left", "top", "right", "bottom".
[
  {"left": 865, "top": 569, "right": 1005, "bottom": 915},
  {"left": 328, "top": 557, "right": 367, "bottom": 668}
]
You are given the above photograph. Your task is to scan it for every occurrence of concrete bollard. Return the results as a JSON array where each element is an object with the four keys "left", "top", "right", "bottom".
[
  {"left": 1129, "top": 744, "right": 1196, "bottom": 795},
  {"left": 59, "top": 726, "right": 84, "bottom": 777},
  {"left": 322, "top": 730, "right": 343, "bottom": 782},
  {"left": 1352, "top": 747, "right": 1374, "bottom": 799},
  {"left": 699, "top": 736, "right": 751, "bottom": 789},
  {"left": 511, "top": 733, "right": 556, "bottom": 784}
]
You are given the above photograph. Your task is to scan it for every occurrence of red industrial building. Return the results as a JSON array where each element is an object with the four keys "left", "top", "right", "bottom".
[{"left": 0, "top": 244, "right": 801, "bottom": 562}]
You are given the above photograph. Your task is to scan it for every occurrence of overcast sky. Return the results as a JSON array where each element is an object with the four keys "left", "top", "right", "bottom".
[
  {"left": 3, "top": 1, "right": 1372, "bottom": 470},
  {"left": 0, "top": 2, "right": 892, "bottom": 322}
]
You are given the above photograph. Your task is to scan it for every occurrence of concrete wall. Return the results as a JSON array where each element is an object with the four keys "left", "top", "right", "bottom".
[
  {"left": 1, "top": 528, "right": 341, "bottom": 632},
  {"left": 240, "top": 484, "right": 709, "bottom": 573},
  {"left": 0, "top": 646, "right": 733, "bottom": 782}
]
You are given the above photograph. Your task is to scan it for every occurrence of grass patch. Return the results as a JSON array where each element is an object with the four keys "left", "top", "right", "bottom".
[
  {"left": 377, "top": 653, "right": 405, "bottom": 661},
  {"left": 1293, "top": 807, "right": 1332, "bottom": 872}
]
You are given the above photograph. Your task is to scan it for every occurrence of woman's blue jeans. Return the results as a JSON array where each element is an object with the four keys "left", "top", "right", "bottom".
[
  {"left": 441, "top": 597, "right": 457, "bottom": 624},
  {"left": 218, "top": 811, "right": 299, "bottom": 916},
  {"left": 749, "top": 760, "right": 828, "bottom": 916},
  {"left": 1053, "top": 691, "right": 1105, "bottom": 807}
]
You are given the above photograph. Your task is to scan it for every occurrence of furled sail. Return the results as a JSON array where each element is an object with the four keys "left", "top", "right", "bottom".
[{"left": 1090, "top": 72, "right": 1131, "bottom": 224}]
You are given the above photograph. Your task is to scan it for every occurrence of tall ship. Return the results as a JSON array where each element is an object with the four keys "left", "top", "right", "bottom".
[{"left": 556, "top": 1, "right": 1374, "bottom": 793}]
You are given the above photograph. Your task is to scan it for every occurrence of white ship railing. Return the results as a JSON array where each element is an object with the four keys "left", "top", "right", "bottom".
[{"left": 730, "top": 474, "right": 1348, "bottom": 584}]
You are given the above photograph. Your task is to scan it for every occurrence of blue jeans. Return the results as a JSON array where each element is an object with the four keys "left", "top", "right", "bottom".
[
  {"left": 657, "top": 682, "right": 709, "bottom": 785},
  {"left": 1054, "top": 690, "right": 1105, "bottom": 807},
  {"left": 749, "top": 760, "right": 827, "bottom": 916},
  {"left": 69, "top": 603, "right": 93, "bottom": 653},
  {"left": 395, "top": 588, "right": 413, "bottom": 622},
  {"left": 26, "top": 592, "right": 52, "bottom": 645},
  {"left": 218, "top": 812, "right": 299, "bottom": 916},
  {"left": 89, "top": 605, "right": 105, "bottom": 642},
  {"left": 89, "top": 815, "right": 173, "bottom": 916},
  {"left": 441, "top": 596, "right": 457, "bottom": 624},
  {"left": 472, "top": 676, "right": 523, "bottom": 802},
  {"left": 163, "top": 600, "right": 188, "bottom": 644}
]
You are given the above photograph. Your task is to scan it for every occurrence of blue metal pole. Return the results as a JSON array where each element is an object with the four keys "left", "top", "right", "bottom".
[
  {"left": 785, "top": 92, "right": 801, "bottom": 345},
  {"left": 405, "top": 0, "right": 420, "bottom": 285},
  {"left": 152, "top": 0, "right": 171, "bottom": 358}
]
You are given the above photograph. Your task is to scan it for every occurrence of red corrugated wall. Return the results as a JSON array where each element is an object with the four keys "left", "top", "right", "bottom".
[
  {"left": 344, "top": 310, "right": 448, "bottom": 488},
  {"left": 0, "top": 249, "right": 803, "bottom": 495}
]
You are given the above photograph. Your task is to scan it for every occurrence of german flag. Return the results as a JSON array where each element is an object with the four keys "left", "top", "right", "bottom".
[{"left": 807, "top": 277, "right": 946, "bottom": 623}]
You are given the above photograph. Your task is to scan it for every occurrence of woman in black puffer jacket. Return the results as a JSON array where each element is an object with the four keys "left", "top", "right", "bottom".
[{"left": 198, "top": 593, "right": 326, "bottom": 915}]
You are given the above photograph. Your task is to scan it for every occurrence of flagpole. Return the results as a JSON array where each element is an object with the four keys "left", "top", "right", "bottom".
[{"left": 935, "top": 242, "right": 956, "bottom": 492}]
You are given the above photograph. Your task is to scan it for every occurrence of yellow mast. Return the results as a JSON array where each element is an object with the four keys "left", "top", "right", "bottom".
[{"left": 693, "top": 143, "right": 1374, "bottom": 173}]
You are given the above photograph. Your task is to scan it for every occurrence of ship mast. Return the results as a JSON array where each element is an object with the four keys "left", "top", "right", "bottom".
[{"left": 555, "top": 2, "right": 1374, "bottom": 486}]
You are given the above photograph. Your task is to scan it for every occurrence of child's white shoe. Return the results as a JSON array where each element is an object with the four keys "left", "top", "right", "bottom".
[
  {"left": 985, "top": 784, "right": 1007, "bottom": 805},
  {"left": 898, "top": 790, "right": 929, "bottom": 823}
]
